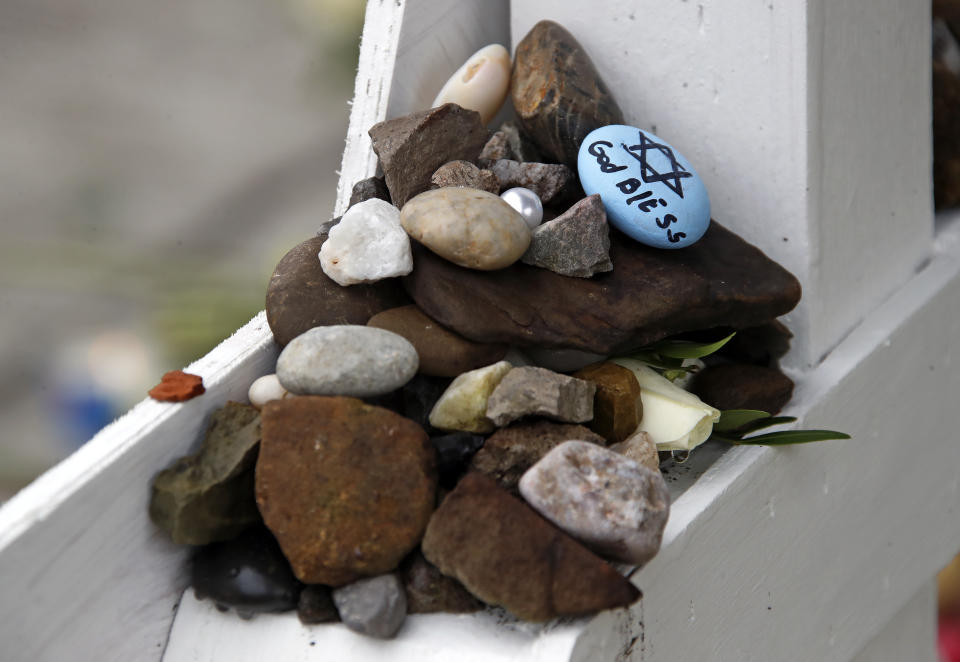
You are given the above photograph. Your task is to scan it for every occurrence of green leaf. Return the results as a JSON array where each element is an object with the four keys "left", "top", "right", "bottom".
[
  {"left": 733, "top": 429, "right": 851, "bottom": 445},
  {"left": 736, "top": 415, "right": 798, "bottom": 435},
  {"left": 651, "top": 332, "right": 737, "bottom": 359},
  {"left": 715, "top": 409, "right": 771, "bottom": 432}
]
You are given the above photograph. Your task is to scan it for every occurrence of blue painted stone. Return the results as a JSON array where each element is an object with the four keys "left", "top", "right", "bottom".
[{"left": 577, "top": 125, "right": 710, "bottom": 249}]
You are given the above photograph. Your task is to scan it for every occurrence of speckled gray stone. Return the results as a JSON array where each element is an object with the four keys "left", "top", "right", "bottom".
[
  {"left": 331, "top": 573, "right": 407, "bottom": 639},
  {"left": 521, "top": 194, "right": 612, "bottom": 277},
  {"left": 489, "top": 159, "right": 573, "bottom": 203},
  {"left": 519, "top": 441, "right": 669, "bottom": 565},
  {"left": 276, "top": 325, "right": 418, "bottom": 397},
  {"left": 430, "top": 160, "right": 500, "bottom": 194},
  {"left": 485, "top": 366, "right": 595, "bottom": 427}
]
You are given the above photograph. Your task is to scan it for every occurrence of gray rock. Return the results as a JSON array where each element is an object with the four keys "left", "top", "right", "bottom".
[
  {"left": 609, "top": 430, "right": 659, "bottom": 472},
  {"left": 485, "top": 366, "right": 595, "bottom": 427},
  {"left": 349, "top": 176, "right": 390, "bottom": 208},
  {"left": 521, "top": 194, "right": 612, "bottom": 277},
  {"left": 478, "top": 121, "right": 543, "bottom": 166},
  {"left": 477, "top": 130, "right": 514, "bottom": 164},
  {"left": 518, "top": 441, "right": 669, "bottom": 565},
  {"left": 430, "top": 160, "right": 500, "bottom": 194},
  {"left": 489, "top": 159, "right": 573, "bottom": 203},
  {"left": 332, "top": 574, "right": 407, "bottom": 639},
  {"left": 276, "top": 325, "right": 418, "bottom": 397}
]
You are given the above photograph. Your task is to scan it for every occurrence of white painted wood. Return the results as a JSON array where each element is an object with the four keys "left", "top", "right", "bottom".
[
  {"left": 1, "top": 2, "right": 953, "bottom": 662},
  {"left": 851, "top": 579, "right": 938, "bottom": 662},
  {"left": 511, "top": 1, "right": 933, "bottom": 370},
  {"left": 0, "top": 313, "right": 278, "bottom": 662},
  {"left": 334, "top": 0, "right": 509, "bottom": 217}
]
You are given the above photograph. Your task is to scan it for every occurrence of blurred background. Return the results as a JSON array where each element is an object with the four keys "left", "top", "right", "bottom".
[{"left": 0, "top": 0, "right": 366, "bottom": 501}]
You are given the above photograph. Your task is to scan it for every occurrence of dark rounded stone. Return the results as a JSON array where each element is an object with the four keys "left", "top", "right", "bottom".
[
  {"left": 689, "top": 363, "right": 794, "bottom": 415},
  {"left": 511, "top": 20, "right": 624, "bottom": 168},
  {"left": 265, "top": 236, "right": 408, "bottom": 347},
  {"left": 349, "top": 176, "right": 391, "bottom": 208},
  {"left": 297, "top": 585, "right": 339, "bottom": 624},
  {"left": 400, "top": 550, "right": 483, "bottom": 614},
  {"left": 191, "top": 526, "right": 302, "bottom": 617},
  {"left": 431, "top": 432, "right": 486, "bottom": 490}
]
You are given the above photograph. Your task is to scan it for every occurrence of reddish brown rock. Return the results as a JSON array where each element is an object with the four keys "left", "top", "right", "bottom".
[
  {"left": 404, "top": 222, "right": 802, "bottom": 354},
  {"left": 573, "top": 362, "right": 642, "bottom": 444},
  {"left": 511, "top": 21, "right": 624, "bottom": 168},
  {"left": 369, "top": 104, "right": 489, "bottom": 207},
  {"left": 367, "top": 305, "right": 507, "bottom": 377},
  {"left": 148, "top": 370, "right": 205, "bottom": 402},
  {"left": 265, "top": 235, "right": 408, "bottom": 347},
  {"left": 470, "top": 420, "right": 605, "bottom": 493},
  {"left": 256, "top": 396, "right": 436, "bottom": 586},
  {"left": 421, "top": 472, "right": 639, "bottom": 621},
  {"left": 689, "top": 363, "right": 794, "bottom": 415},
  {"left": 400, "top": 550, "right": 483, "bottom": 614}
]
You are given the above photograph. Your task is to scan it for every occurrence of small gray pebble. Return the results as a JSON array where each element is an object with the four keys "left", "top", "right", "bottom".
[{"left": 332, "top": 574, "right": 407, "bottom": 639}]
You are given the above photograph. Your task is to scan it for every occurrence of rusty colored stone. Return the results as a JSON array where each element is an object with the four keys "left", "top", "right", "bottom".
[
  {"left": 265, "top": 235, "right": 408, "bottom": 347},
  {"left": 148, "top": 370, "right": 205, "bottom": 402},
  {"left": 573, "top": 362, "right": 642, "bottom": 444},
  {"left": 511, "top": 21, "right": 624, "bottom": 168},
  {"left": 256, "top": 396, "right": 436, "bottom": 586},
  {"left": 421, "top": 472, "right": 640, "bottom": 621},
  {"left": 470, "top": 420, "right": 605, "bottom": 494},
  {"left": 369, "top": 103, "right": 488, "bottom": 207}
]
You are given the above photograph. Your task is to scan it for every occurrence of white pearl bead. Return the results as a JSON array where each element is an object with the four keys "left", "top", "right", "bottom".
[
  {"left": 248, "top": 374, "right": 290, "bottom": 409},
  {"left": 500, "top": 187, "right": 543, "bottom": 229}
]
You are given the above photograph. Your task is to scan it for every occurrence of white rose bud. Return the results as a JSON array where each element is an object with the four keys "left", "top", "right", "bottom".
[{"left": 611, "top": 358, "right": 721, "bottom": 452}]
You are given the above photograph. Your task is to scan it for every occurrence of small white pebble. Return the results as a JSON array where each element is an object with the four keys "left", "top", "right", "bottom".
[
  {"left": 248, "top": 374, "right": 290, "bottom": 409},
  {"left": 500, "top": 187, "right": 543, "bottom": 229}
]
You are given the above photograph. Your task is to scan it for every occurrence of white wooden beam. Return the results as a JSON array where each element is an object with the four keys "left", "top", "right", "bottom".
[
  {"left": 851, "top": 579, "right": 938, "bottom": 662},
  {"left": 511, "top": 0, "right": 933, "bottom": 370}
]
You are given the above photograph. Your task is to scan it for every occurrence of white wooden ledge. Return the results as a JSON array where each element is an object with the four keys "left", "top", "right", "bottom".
[{"left": 0, "top": 1, "right": 955, "bottom": 661}]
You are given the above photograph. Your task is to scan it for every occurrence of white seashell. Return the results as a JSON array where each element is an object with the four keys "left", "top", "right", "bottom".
[{"left": 432, "top": 44, "right": 511, "bottom": 125}]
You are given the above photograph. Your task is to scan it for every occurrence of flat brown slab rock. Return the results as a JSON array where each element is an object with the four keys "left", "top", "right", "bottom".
[
  {"left": 148, "top": 370, "right": 205, "bottom": 402},
  {"left": 266, "top": 235, "right": 408, "bottom": 347},
  {"left": 256, "top": 396, "right": 436, "bottom": 586},
  {"left": 421, "top": 472, "right": 639, "bottom": 621},
  {"left": 405, "top": 223, "right": 801, "bottom": 354},
  {"left": 690, "top": 363, "right": 794, "bottom": 415}
]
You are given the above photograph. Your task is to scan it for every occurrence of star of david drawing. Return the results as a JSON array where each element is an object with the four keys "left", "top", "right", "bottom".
[{"left": 621, "top": 132, "right": 693, "bottom": 198}]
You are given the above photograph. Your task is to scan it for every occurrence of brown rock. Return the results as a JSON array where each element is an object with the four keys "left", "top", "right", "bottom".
[
  {"left": 149, "top": 402, "right": 261, "bottom": 545},
  {"left": 488, "top": 159, "right": 574, "bottom": 204},
  {"left": 470, "top": 420, "right": 605, "bottom": 493},
  {"left": 367, "top": 305, "right": 507, "bottom": 378},
  {"left": 430, "top": 161, "right": 500, "bottom": 194},
  {"left": 934, "top": 58, "right": 960, "bottom": 210},
  {"left": 477, "top": 130, "right": 514, "bottom": 164},
  {"left": 369, "top": 104, "right": 488, "bottom": 207},
  {"left": 717, "top": 320, "right": 793, "bottom": 365},
  {"left": 511, "top": 21, "right": 624, "bottom": 168},
  {"left": 400, "top": 550, "right": 483, "bottom": 614},
  {"left": 609, "top": 430, "right": 659, "bottom": 472},
  {"left": 421, "top": 472, "right": 639, "bottom": 621},
  {"left": 689, "top": 363, "right": 794, "bottom": 415},
  {"left": 349, "top": 176, "right": 391, "bottom": 208},
  {"left": 148, "top": 370, "right": 205, "bottom": 402},
  {"left": 256, "top": 396, "right": 436, "bottom": 585},
  {"left": 573, "top": 362, "right": 642, "bottom": 444},
  {"left": 404, "top": 222, "right": 802, "bottom": 354},
  {"left": 298, "top": 585, "right": 339, "bottom": 624},
  {"left": 265, "top": 235, "right": 408, "bottom": 347}
]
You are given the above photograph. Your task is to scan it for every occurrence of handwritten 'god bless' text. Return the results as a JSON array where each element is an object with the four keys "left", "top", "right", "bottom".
[{"left": 586, "top": 131, "right": 694, "bottom": 244}]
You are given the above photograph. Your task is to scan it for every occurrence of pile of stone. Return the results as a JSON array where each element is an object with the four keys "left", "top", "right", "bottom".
[{"left": 147, "top": 20, "right": 801, "bottom": 640}]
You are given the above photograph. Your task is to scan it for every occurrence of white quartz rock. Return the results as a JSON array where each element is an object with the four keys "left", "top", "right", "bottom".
[
  {"left": 432, "top": 44, "right": 511, "bottom": 125},
  {"left": 610, "top": 358, "right": 721, "bottom": 452},
  {"left": 319, "top": 198, "right": 412, "bottom": 286}
]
